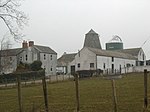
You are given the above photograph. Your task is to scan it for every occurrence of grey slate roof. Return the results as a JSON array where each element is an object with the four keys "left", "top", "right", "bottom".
[
  {"left": 87, "top": 47, "right": 137, "bottom": 60},
  {"left": 57, "top": 53, "right": 77, "bottom": 66},
  {"left": 0, "top": 48, "right": 23, "bottom": 56},
  {"left": 0, "top": 45, "right": 57, "bottom": 57},
  {"left": 115, "top": 48, "right": 141, "bottom": 57},
  {"left": 34, "top": 45, "right": 57, "bottom": 54}
]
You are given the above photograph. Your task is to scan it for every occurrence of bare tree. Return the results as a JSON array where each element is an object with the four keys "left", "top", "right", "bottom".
[{"left": 0, "top": 0, "right": 28, "bottom": 40}]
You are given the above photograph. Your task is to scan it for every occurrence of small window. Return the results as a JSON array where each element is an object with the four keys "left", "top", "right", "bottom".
[
  {"left": 25, "top": 55, "right": 28, "bottom": 61},
  {"left": 44, "top": 66, "right": 46, "bottom": 69},
  {"left": 51, "top": 67, "right": 53, "bottom": 71},
  {"left": 78, "top": 63, "right": 80, "bottom": 68},
  {"left": 90, "top": 63, "right": 94, "bottom": 68},
  {"left": 20, "top": 57, "right": 22, "bottom": 61},
  {"left": 44, "top": 54, "right": 46, "bottom": 60},
  {"left": 10, "top": 57, "right": 12, "bottom": 61},
  {"left": 143, "top": 54, "right": 145, "bottom": 61},
  {"left": 103, "top": 63, "right": 105, "bottom": 69},
  {"left": 50, "top": 55, "right": 52, "bottom": 60},
  {"left": 112, "top": 57, "right": 114, "bottom": 62}
]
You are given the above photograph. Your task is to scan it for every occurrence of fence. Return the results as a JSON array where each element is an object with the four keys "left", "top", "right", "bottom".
[
  {"left": 0, "top": 74, "right": 73, "bottom": 88},
  {"left": 0, "top": 71, "right": 149, "bottom": 112}
]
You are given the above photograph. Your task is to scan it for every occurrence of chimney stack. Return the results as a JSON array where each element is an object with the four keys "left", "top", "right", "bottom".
[
  {"left": 22, "top": 40, "right": 28, "bottom": 48},
  {"left": 29, "top": 41, "right": 34, "bottom": 47}
]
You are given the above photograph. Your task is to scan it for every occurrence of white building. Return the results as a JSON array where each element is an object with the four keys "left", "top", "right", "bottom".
[
  {"left": 0, "top": 41, "right": 57, "bottom": 75},
  {"left": 57, "top": 29, "right": 146, "bottom": 76},
  {"left": 57, "top": 52, "right": 77, "bottom": 74},
  {"left": 72, "top": 47, "right": 136, "bottom": 76}
]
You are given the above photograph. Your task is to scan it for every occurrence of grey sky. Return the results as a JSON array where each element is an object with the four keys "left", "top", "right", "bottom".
[{"left": 1, "top": 0, "right": 150, "bottom": 59}]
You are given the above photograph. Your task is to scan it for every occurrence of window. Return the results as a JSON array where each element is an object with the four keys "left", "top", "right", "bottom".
[
  {"left": 112, "top": 64, "right": 114, "bottom": 73},
  {"left": 51, "top": 67, "right": 53, "bottom": 71},
  {"left": 25, "top": 55, "right": 28, "bottom": 61},
  {"left": 90, "top": 63, "right": 94, "bottom": 68},
  {"left": 143, "top": 54, "right": 145, "bottom": 61},
  {"left": 10, "top": 57, "right": 12, "bottom": 61},
  {"left": 112, "top": 57, "right": 114, "bottom": 62},
  {"left": 50, "top": 55, "right": 52, "bottom": 60},
  {"left": 20, "top": 57, "right": 22, "bottom": 61},
  {"left": 78, "top": 63, "right": 80, "bottom": 68},
  {"left": 103, "top": 63, "right": 105, "bottom": 69},
  {"left": 44, "top": 54, "right": 46, "bottom": 60},
  {"left": 44, "top": 66, "right": 46, "bottom": 69}
]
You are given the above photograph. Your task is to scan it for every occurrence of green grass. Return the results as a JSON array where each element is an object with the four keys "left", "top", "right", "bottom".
[{"left": 0, "top": 73, "right": 150, "bottom": 112}]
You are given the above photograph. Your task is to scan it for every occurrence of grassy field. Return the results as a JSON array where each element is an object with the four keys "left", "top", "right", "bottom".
[{"left": 0, "top": 73, "right": 150, "bottom": 112}]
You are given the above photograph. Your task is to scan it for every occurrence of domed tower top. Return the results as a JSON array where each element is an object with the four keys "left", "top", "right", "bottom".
[
  {"left": 108, "top": 35, "right": 123, "bottom": 43},
  {"left": 83, "top": 29, "right": 102, "bottom": 49},
  {"left": 106, "top": 35, "right": 123, "bottom": 50}
]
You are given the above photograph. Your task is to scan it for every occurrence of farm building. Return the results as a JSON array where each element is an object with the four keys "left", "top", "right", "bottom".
[
  {"left": 57, "top": 52, "right": 77, "bottom": 74},
  {"left": 57, "top": 29, "right": 146, "bottom": 76}
]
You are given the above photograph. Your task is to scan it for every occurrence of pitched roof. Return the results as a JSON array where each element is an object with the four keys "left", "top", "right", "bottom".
[
  {"left": 34, "top": 45, "right": 57, "bottom": 54},
  {"left": 87, "top": 47, "right": 137, "bottom": 60},
  {"left": 57, "top": 53, "right": 77, "bottom": 66},
  {"left": 0, "top": 48, "right": 23, "bottom": 56},
  {"left": 115, "top": 48, "right": 141, "bottom": 57}
]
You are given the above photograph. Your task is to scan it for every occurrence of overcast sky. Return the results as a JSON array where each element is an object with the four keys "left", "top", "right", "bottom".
[{"left": 1, "top": 0, "right": 150, "bottom": 59}]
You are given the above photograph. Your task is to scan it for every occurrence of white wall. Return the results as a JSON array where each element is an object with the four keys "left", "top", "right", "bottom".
[
  {"left": 138, "top": 49, "right": 146, "bottom": 61},
  {"left": 122, "top": 65, "right": 150, "bottom": 73},
  {"left": 97, "top": 56, "right": 136, "bottom": 73},
  {"left": 74, "top": 47, "right": 96, "bottom": 71},
  {"left": 40, "top": 53, "right": 57, "bottom": 75}
]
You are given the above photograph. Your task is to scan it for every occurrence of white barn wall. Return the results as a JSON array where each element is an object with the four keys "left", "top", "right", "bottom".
[
  {"left": 75, "top": 47, "right": 96, "bottom": 71},
  {"left": 138, "top": 49, "right": 146, "bottom": 61},
  {"left": 97, "top": 56, "right": 136, "bottom": 73},
  {"left": 122, "top": 65, "right": 150, "bottom": 73}
]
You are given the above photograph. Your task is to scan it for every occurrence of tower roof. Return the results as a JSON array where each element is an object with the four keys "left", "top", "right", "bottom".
[
  {"left": 86, "top": 29, "right": 98, "bottom": 34},
  {"left": 84, "top": 29, "right": 102, "bottom": 49}
]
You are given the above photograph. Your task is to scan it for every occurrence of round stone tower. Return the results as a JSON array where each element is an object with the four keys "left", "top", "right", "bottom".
[{"left": 83, "top": 29, "right": 102, "bottom": 49}]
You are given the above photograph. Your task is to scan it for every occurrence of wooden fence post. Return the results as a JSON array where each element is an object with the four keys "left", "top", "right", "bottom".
[
  {"left": 75, "top": 73, "right": 80, "bottom": 112},
  {"left": 63, "top": 74, "right": 64, "bottom": 81},
  {"left": 111, "top": 79, "right": 118, "bottom": 112},
  {"left": 56, "top": 74, "right": 58, "bottom": 82},
  {"left": 49, "top": 75, "right": 51, "bottom": 83},
  {"left": 5, "top": 78, "right": 7, "bottom": 87},
  {"left": 42, "top": 70, "right": 49, "bottom": 112},
  {"left": 17, "top": 74, "right": 23, "bottom": 112},
  {"left": 144, "top": 69, "right": 148, "bottom": 109}
]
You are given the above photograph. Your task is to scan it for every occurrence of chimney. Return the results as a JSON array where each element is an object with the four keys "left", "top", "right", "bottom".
[
  {"left": 29, "top": 41, "right": 34, "bottom": 47},
  {"left": 22, "top": 40, "right": 28, "bottom": 48}
]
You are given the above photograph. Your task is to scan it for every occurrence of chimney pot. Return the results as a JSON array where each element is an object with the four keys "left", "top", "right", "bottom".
[
  {"left": 29, "top": 41, "right": 34, "bottom": 47},
  {"left": 22, "top": 40, "right": 28, "bottom": 48}
]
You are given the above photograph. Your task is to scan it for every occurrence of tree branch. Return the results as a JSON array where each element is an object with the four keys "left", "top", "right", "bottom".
[{"left": 0, "top": 0, "right": 11, "bottom": 7}]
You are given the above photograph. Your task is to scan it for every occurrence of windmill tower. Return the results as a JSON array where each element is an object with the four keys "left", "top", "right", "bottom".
[{"left": 83, "top": 29, "right": 102, "bottom": 49}]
